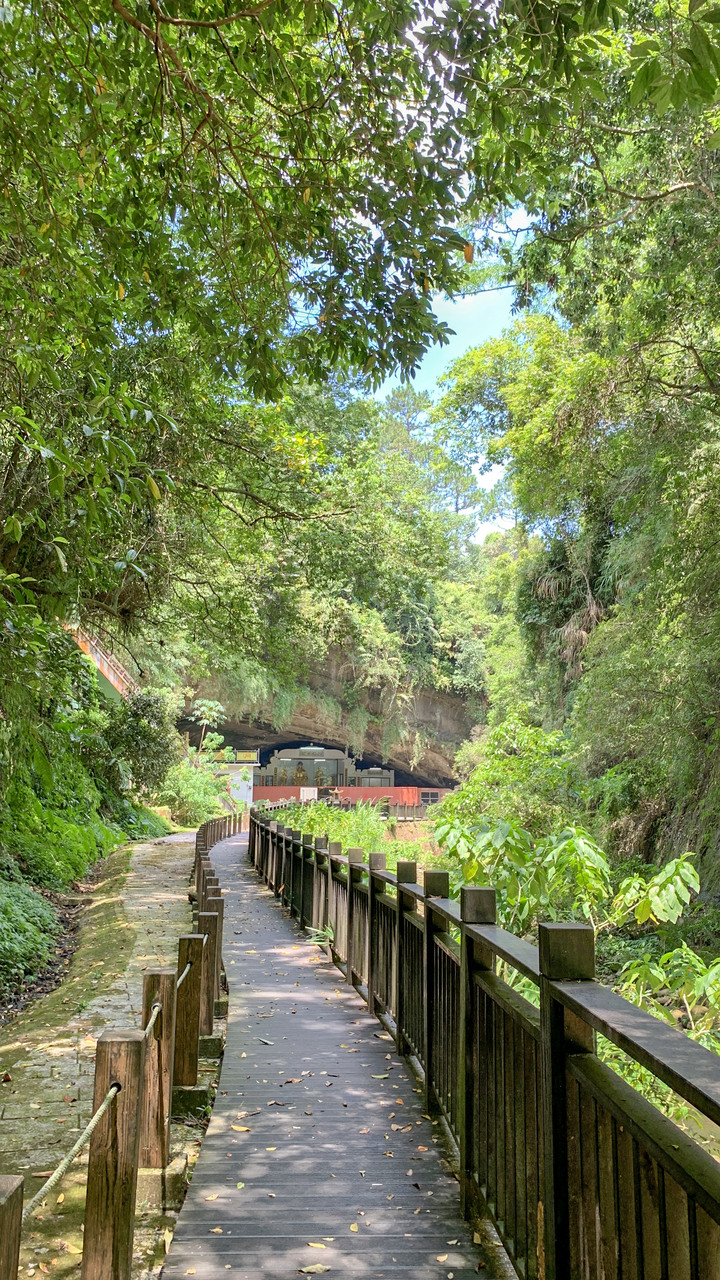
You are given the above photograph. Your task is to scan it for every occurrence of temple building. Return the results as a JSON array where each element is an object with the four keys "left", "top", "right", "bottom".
[
  {"left": 242, "top": 741, "right": 451, "bottom": 807},
  {"left": 255, "top": 744, "right": 394, "bottom": 789}
]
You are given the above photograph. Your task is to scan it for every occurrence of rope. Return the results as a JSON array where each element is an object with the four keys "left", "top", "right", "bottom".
[
  {"left": 22, "top": 1083, "right": 120, "bottom": 1221},
  {"left": 176, "top": 961, "right": 192, "bottom": 989},
  {"left": 144, "top": 1002, "right": 162, "bottom": 1039}
]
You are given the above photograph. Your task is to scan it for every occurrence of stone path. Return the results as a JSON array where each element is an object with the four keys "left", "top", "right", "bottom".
[
  {"left": 164, "top": 834, "right": 510, "bottom": 1280},
  {"left": 0, "top": 835, "right": 194, "bottom": 1178}
]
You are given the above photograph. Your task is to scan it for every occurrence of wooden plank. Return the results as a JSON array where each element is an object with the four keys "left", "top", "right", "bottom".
[
  {"left": 616, "top": 1123, "right": 640, "bottom": 1280},
  {"left": 696, "top": 1206, "right": 720, "bottom": 1280},
  {"left": 596, "top": 1103, "right": 619, "bottom": 1280},
  {"left": 663, "top": 1174, "right": 691, "bottom": 1280}
]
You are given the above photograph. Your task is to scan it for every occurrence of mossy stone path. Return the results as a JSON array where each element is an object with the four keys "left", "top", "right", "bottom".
[{"left": 0, "top": 834, "right": 195, "bottom": 1278}]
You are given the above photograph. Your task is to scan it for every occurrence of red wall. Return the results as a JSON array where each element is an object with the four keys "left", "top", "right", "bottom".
[{"left": 252, "top": 785, "right": 451, "bottom": 804}]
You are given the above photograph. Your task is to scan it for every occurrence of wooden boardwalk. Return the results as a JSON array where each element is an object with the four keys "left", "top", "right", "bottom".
[{"left": 163, "top": 834, "right": 507, "bottom": 1280}]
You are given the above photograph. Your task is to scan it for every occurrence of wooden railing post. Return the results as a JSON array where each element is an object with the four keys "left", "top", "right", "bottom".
[
  {"left": 422, "top": 869, "right": 449, "bottom": 1113},
  {"left": 200, "top": 870, "right": 218, "bottom": 915},
  {"left": 174, "top": 935, "right": 204, "bottom": 1087},
  {"left": 139, "top": 969, "right": 176, "bottom": 1169},
  {"left": 0, "top": 1176, "right": 23, "bottom": 1280},
  {"left": 205, "top": 894, "right": 225, "bottom": 998},
  {"left": 314, "top": 836, "right": 329, "bottom": 932},
  {"left": 271, "top": 824, "right": 283, "bottom": 895},
  {"left": 195, "top": 856, "right": 211, "bottom": 901},
  {"left": 197, "top": 912, "right": 218, "bottom": 1036},
  {"left": 81, "top": 1030, "right": 145, "bottom": 1280},
  {"left": 393, "top": 860, "right": 417, "bottom": 1056},
  {"left": 326, "top": 841, "right": 342, "bottom": 956},
  {"left": 458, "top": 887, "right": 496, "bottom": 1215},
  {"left": 367, "top": 852, "right": 386, "bottom": 1016},
  {"left": 345, "top": 848, "right": 364, "bottom": 988},
  {"left": 539, "top": 922, "right": 595, "bottom": 1280},
  {"left": 301, "top": 834, "right": 315, "bottom": 927}
]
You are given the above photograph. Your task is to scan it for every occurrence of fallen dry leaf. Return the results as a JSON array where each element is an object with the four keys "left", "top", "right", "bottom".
[
  {"left": 437, "top": 1256, "right": 448, "bottom": 1263},
  {"left": 298, "top": 1266, "right": 331, "bottom": 1275},
  {"left": 418, "top": 1145, "right": 428, "bottom": 1152},
  {"left": 210, "top": 1226, "right": 223, "bottom": 1234},
  {"left": 204, "top": 1194, "right": 219, "bottom": 1201},
  {"left": 350, "top": 1224, "right": 358, "bottom": 1233},
  {"left": 232, "top": 1125, "right": 251, "bottom": 1132},
  {"left": 185, "top": 1271, "right": 196, "bottom": 1276},
  {"left": 372, "top": 1074, "right": 388, "bottom": 1079},
  {"left": 307, "top": 1243, "right": 326, "bottom": 1248},
  {"left": 56, "top": 1193, "right": 65, "bottom": 1205}
]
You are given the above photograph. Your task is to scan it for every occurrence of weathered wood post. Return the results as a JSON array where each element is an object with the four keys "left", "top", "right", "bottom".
[
  {"left": 0, "top": 1176, "right": 23, "bottom": 1280},
  {"left": 290, "top": 830, "right": 302, "bottom": 914},
  {"left": 313, "top": 836, "right": 329, "bottom": 933},
  {"left": 422, "top": 869, "right": 450, "bottom": 1113},
  {"left": 195, "top": 856, "right": 211, "bottom": 901},
  {"left": 301, "top": 833, "right": 315, "bottom": 927},
  {"left": 174, "top": 934, "right": 204, "bottom": 1087},
  {"left": 345, "top": 848, "right": 364, "bottom": 988},
  {"left": 197, "top": 912, "right": 218, "bottom": 1036},
  {"left": 201, "top": 870, "right": 219, "bottom": 915},
  {"left": 539, "top": 922, "right": 595, "bottom": 1280},
  {"left": 326, "top": 841, "right": 342, "bottom": 958},
  {"left": 393, "top": 860, "right": 417, "bottom": 1056},
  {"left": 206, "top": 893, "right": 224, "bottom": 998},
  {"left": 457, "top": 887, "right": 496, "bottom": 1215},
  {"left": 139, "top": 970, "right": 177, "bottom": 1169},
  {"left": 82, "top": 1031, "right": 145, "bottom": 1280},
  {"left": 367, "top": 852, "right": 386, "bottom": 1015}
]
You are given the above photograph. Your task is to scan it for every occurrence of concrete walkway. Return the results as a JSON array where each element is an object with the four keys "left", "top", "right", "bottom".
[{"left": 163, "top": 834, "right": 509, "bottom": 1280}]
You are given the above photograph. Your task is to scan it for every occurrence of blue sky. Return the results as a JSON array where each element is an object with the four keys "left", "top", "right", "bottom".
[
  {"left": 379, "top": 287, "right": 515, "bottom": 537},
  {"left": 379, "top": 287, "right": 514, "bottom": 397}
]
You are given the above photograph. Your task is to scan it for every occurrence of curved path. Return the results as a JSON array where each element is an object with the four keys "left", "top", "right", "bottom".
[{"left": 163, "top": 834, "right": 509, "bottom": 1280}]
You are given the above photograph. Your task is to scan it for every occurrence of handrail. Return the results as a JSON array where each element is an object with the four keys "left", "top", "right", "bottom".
[
  {"left": 249, "top": 800, "right": 720, "bottom": 1278},
  {"left": 551, "top": 976, "right": 720, "bottom": 1128},
  {"left": 467, "top": 922, "right": 541, "bottom": 980}
]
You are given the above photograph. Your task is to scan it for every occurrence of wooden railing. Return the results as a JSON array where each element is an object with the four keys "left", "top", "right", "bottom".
[
  {"left": 0, "top": 813, "right": 240, "bottom": 1280},
  {"left": 250, "top": 806, "right": 720, "bottom": 1280}
]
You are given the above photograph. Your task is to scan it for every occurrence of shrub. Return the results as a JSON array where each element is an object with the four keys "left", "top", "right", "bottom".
[
  {"left": 0, "top": 880, "right": 60, "bottom": 993},
  {"left": 154, "top": 757, "right": 228, "bottom": 825}
]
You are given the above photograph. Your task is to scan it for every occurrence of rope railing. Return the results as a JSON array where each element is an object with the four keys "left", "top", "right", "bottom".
[
  {"left": 21, "top": 1083, "right": 121, "bottom": 1221},
  {"left": 0, "top": 810, "right": 238, "bottom": 1280},
  {"left": 143, "top": 1001, "right": 162, "bottom": 1039}
]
